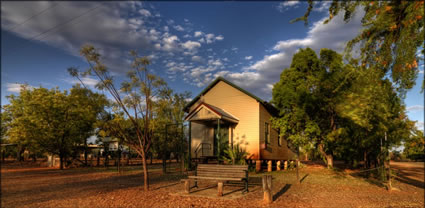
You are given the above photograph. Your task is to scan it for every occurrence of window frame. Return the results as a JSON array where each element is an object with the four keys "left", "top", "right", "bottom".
[
  {"left": 265, "top": 122, "right": 270, "bottom": 145},
  {"left": 277, "top": 129, "right": 282, "bottom": 146}
]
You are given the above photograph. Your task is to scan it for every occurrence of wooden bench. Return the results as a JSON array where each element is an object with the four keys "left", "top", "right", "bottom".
[{"left": 182, "top": 164, "right": 249, "bottom": 196}]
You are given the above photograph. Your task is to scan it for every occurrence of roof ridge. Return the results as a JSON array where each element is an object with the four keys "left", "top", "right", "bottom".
[{"left": 184, "top": 76, "right": 270, "bottom": 112}]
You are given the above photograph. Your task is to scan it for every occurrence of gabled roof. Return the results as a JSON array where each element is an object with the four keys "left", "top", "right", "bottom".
[
  {"left": 185, "top": 102, "right": 239, "bottom": 123},
  {"left": 183, "top": 77, "right": 278, "bottom": 116}
]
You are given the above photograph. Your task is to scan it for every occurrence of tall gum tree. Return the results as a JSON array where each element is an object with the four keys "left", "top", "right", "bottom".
[{"left": 70, "top": 45, "right": 167, "bottom": 191}]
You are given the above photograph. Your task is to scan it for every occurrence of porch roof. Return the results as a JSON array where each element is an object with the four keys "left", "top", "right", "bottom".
[{"left": 184, "top": 102, "right": 239, "bottom": 123}]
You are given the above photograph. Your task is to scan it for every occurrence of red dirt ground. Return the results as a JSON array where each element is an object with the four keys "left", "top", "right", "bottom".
[{"left": 1, "top": 161, "right": 423, "bottom": 208}]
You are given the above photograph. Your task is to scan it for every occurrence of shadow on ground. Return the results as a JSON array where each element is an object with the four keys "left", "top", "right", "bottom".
[{"left": 273, "top": 184, "right": 291, "bottom": 201}]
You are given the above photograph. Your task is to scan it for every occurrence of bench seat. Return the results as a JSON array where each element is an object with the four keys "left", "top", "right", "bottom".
[{"left": 183, "top": 164, "right": 249, "bottom": 196}]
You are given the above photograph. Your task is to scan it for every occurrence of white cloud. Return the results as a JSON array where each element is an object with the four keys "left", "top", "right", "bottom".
[
  {"left": 245, "top": 56, "right": 253, "bottom": 60},
  {"left": 161, "top": 35, "right": 180, "bottom": 51},
  {"left": 63, "top": 77, "right": 99, "bottom": 88},
  {"left": 276, "top": 1, "right": 300, "bottom": 12},
  {"left": 407, "top": 105, "right": 424, "bottom": 112},
  {"left": 282, "top": 1, "right": 300, "bottom": 7},
  {"left": 6, "top": 83, "right": 34, "bottom": 93},
  {"left": 139, "top": 9, "right": 151, "bottom": 17},
  {"left": 314, "top": 1, "right": 331, "bottom": 12},
  {"left": 215, "top": 35, "right": 224, "bottom": 41},
  {"left": 194, "top": 31, "right": 203, "bottom": 37},
  {"left": 192, "top": 56, "right": 202, "bottom": 62},
  {"left": 205, "top": 33, "right": 215, "bottom": 44},
  {"left": 208, "top": 59, "right": 223, "bottom": 66},
  {"left": 174, "top": 25, "right": 184, "bottom": 32},
  {"left": 181, "top": 40, "right": 201, "bottom": 51}
]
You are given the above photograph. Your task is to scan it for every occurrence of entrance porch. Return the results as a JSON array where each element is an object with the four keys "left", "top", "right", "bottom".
[{"left": 185, "top": 102, "right": 239, "bottom": 162}]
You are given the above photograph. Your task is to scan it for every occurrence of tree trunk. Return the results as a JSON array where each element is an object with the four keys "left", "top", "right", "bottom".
[
  {"left": 141, "top": 151, "right": 149, "bottom": 191},
  {"left": 363, "top": 151, "right": 368, "bottom": 169},
  {"left": 326, "top": 154, "right": 333, "bottom": 169},
  {"left": 84, "top": 139, "right": 88, "bottom": 166},
  {"left": 97, "top": 151, "right": 100, "bottom": 167},
  {"left": 162, "top": 153, "right": 167, "bottom": 174},
  {"left": 117, "top": 148, "right": 121, "bottom": 173},
  {"left": 104, "top": 151, "right": 109, "bottom": 168},
  {"left": 318, "top": 143, "right": 333, "bottom": 168},
  {"left": 59, "top": 154, "right": 64, "bottom": 170},
  {"left": 127, "top": 152, "right": 130, "bottom": 166},
  {"left": 181, "top": 153, "right": 185, "bottom": 173}
]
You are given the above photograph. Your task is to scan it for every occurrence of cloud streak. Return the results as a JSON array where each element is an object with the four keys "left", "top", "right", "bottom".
[{"left": 407, "top": 105, "right": 424, "bottom": 112}]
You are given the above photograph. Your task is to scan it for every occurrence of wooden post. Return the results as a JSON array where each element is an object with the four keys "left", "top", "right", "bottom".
[
  {"left": 267, "top": 160, "right": 272, "bottom": 172},
  {"left": 188, "top": 121, "right": 192, "bottom": 170},
  {"left": 296, "top": 146, "right": 300, "bottom": 184},
  {"left": 284, "top": 160, "right": 288, "bottom": 170},
  {"left": 184, "top": 179, "right": 190, "bottom": 194},
  {"left": 217, "top": 119, "right": 221, "bottom": 163},
  {"left": 277, "top": 161, "right": 281, "bottom": 171},
  {"left": 217, "top": 181, "right": 223, "bottom": 196},
  {"left": 262, "top": 175, "right": 272, "bottom": 204},
  {"left": 385, "top": 132, "right": 392, "bottom": 192},
  {"left": 256, "top": 160, "right": 262, "bottom": 172}
]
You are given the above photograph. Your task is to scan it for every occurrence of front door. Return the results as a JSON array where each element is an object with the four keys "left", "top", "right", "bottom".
[{"left": 213, "top": 124, "right": 229, "bottom": 156}]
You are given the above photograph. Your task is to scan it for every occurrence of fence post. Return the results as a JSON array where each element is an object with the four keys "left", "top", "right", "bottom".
[{"left": 262, "top": 175, "right": 272, "bottom": 204}]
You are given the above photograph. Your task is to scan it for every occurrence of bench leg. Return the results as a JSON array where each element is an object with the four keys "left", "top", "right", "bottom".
[
  {"left": 217, "top": 181, "right": 223, "bottom": 197},
  {"left": 193, "top": 180, "right": 198, "bottom": 189},
  {"left": 242, "top": 180, "right": 249, "bottom": 193},
  {"left": 184, "top": 180, "right": 190, "bottom": 194}
]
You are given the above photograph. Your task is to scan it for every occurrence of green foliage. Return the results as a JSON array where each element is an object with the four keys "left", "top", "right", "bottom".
[
  {"left": 221, "top": 143, "right": 248, "bottom": 165},
  {"left": 2, "top": 85, "right": 107, "bottom": 168},
  {"left": 403, "top": 128, "right": 425, "bottom": 161},
  {"left": 294, "top": 1, "right": 424, "bottom": 93},
  {"left": 272, "top": 47, "right": 412, "bottom": 169}
]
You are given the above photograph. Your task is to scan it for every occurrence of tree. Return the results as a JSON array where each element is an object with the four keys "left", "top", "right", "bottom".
[
  {"left": 3, "top": 85, "right": 107, "bottom": 169},
  {"left": 152, "top": 88, "right": 190, "bottom": 173},
  {"left": 70, "top": 45, "right": 168, "bottom": 191},
  {"left": 335, "top": 65, "right": 411, "bottom": 168},
  {"left": 272, "top": 48, "right": 349, "bottom": 168},
  {"left": 295, "top": 0, "right": 424, "bottom": 94},
  {"left": 403, "top": 128, "right": 425, "bottom": 160}
]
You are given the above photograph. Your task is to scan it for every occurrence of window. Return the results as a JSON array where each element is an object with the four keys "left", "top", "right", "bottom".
[
  {"left": 265, "top": 122, "right": 270, "bottom": 145},
  {"left": 278, "top": 129, "right": 282, "bottom": 146}
]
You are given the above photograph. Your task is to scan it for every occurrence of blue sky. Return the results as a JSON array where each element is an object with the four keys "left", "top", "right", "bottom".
[{"left": 1, "top": 1, "right": 423, "bottom": 131}]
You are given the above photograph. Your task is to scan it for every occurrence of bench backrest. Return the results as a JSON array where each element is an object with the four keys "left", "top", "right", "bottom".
[{"left": 196, "top": 164, "right": 248, "bottom": 179}]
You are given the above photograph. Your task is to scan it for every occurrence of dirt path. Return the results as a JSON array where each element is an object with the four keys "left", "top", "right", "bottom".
[{"left": 391, "top": 161, "right": 424, "bottom": 189}]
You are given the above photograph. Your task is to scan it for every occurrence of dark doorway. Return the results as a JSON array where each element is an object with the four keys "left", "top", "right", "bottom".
[{"left": 213, "top": 124, "right": 229, "bottom": 155}]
